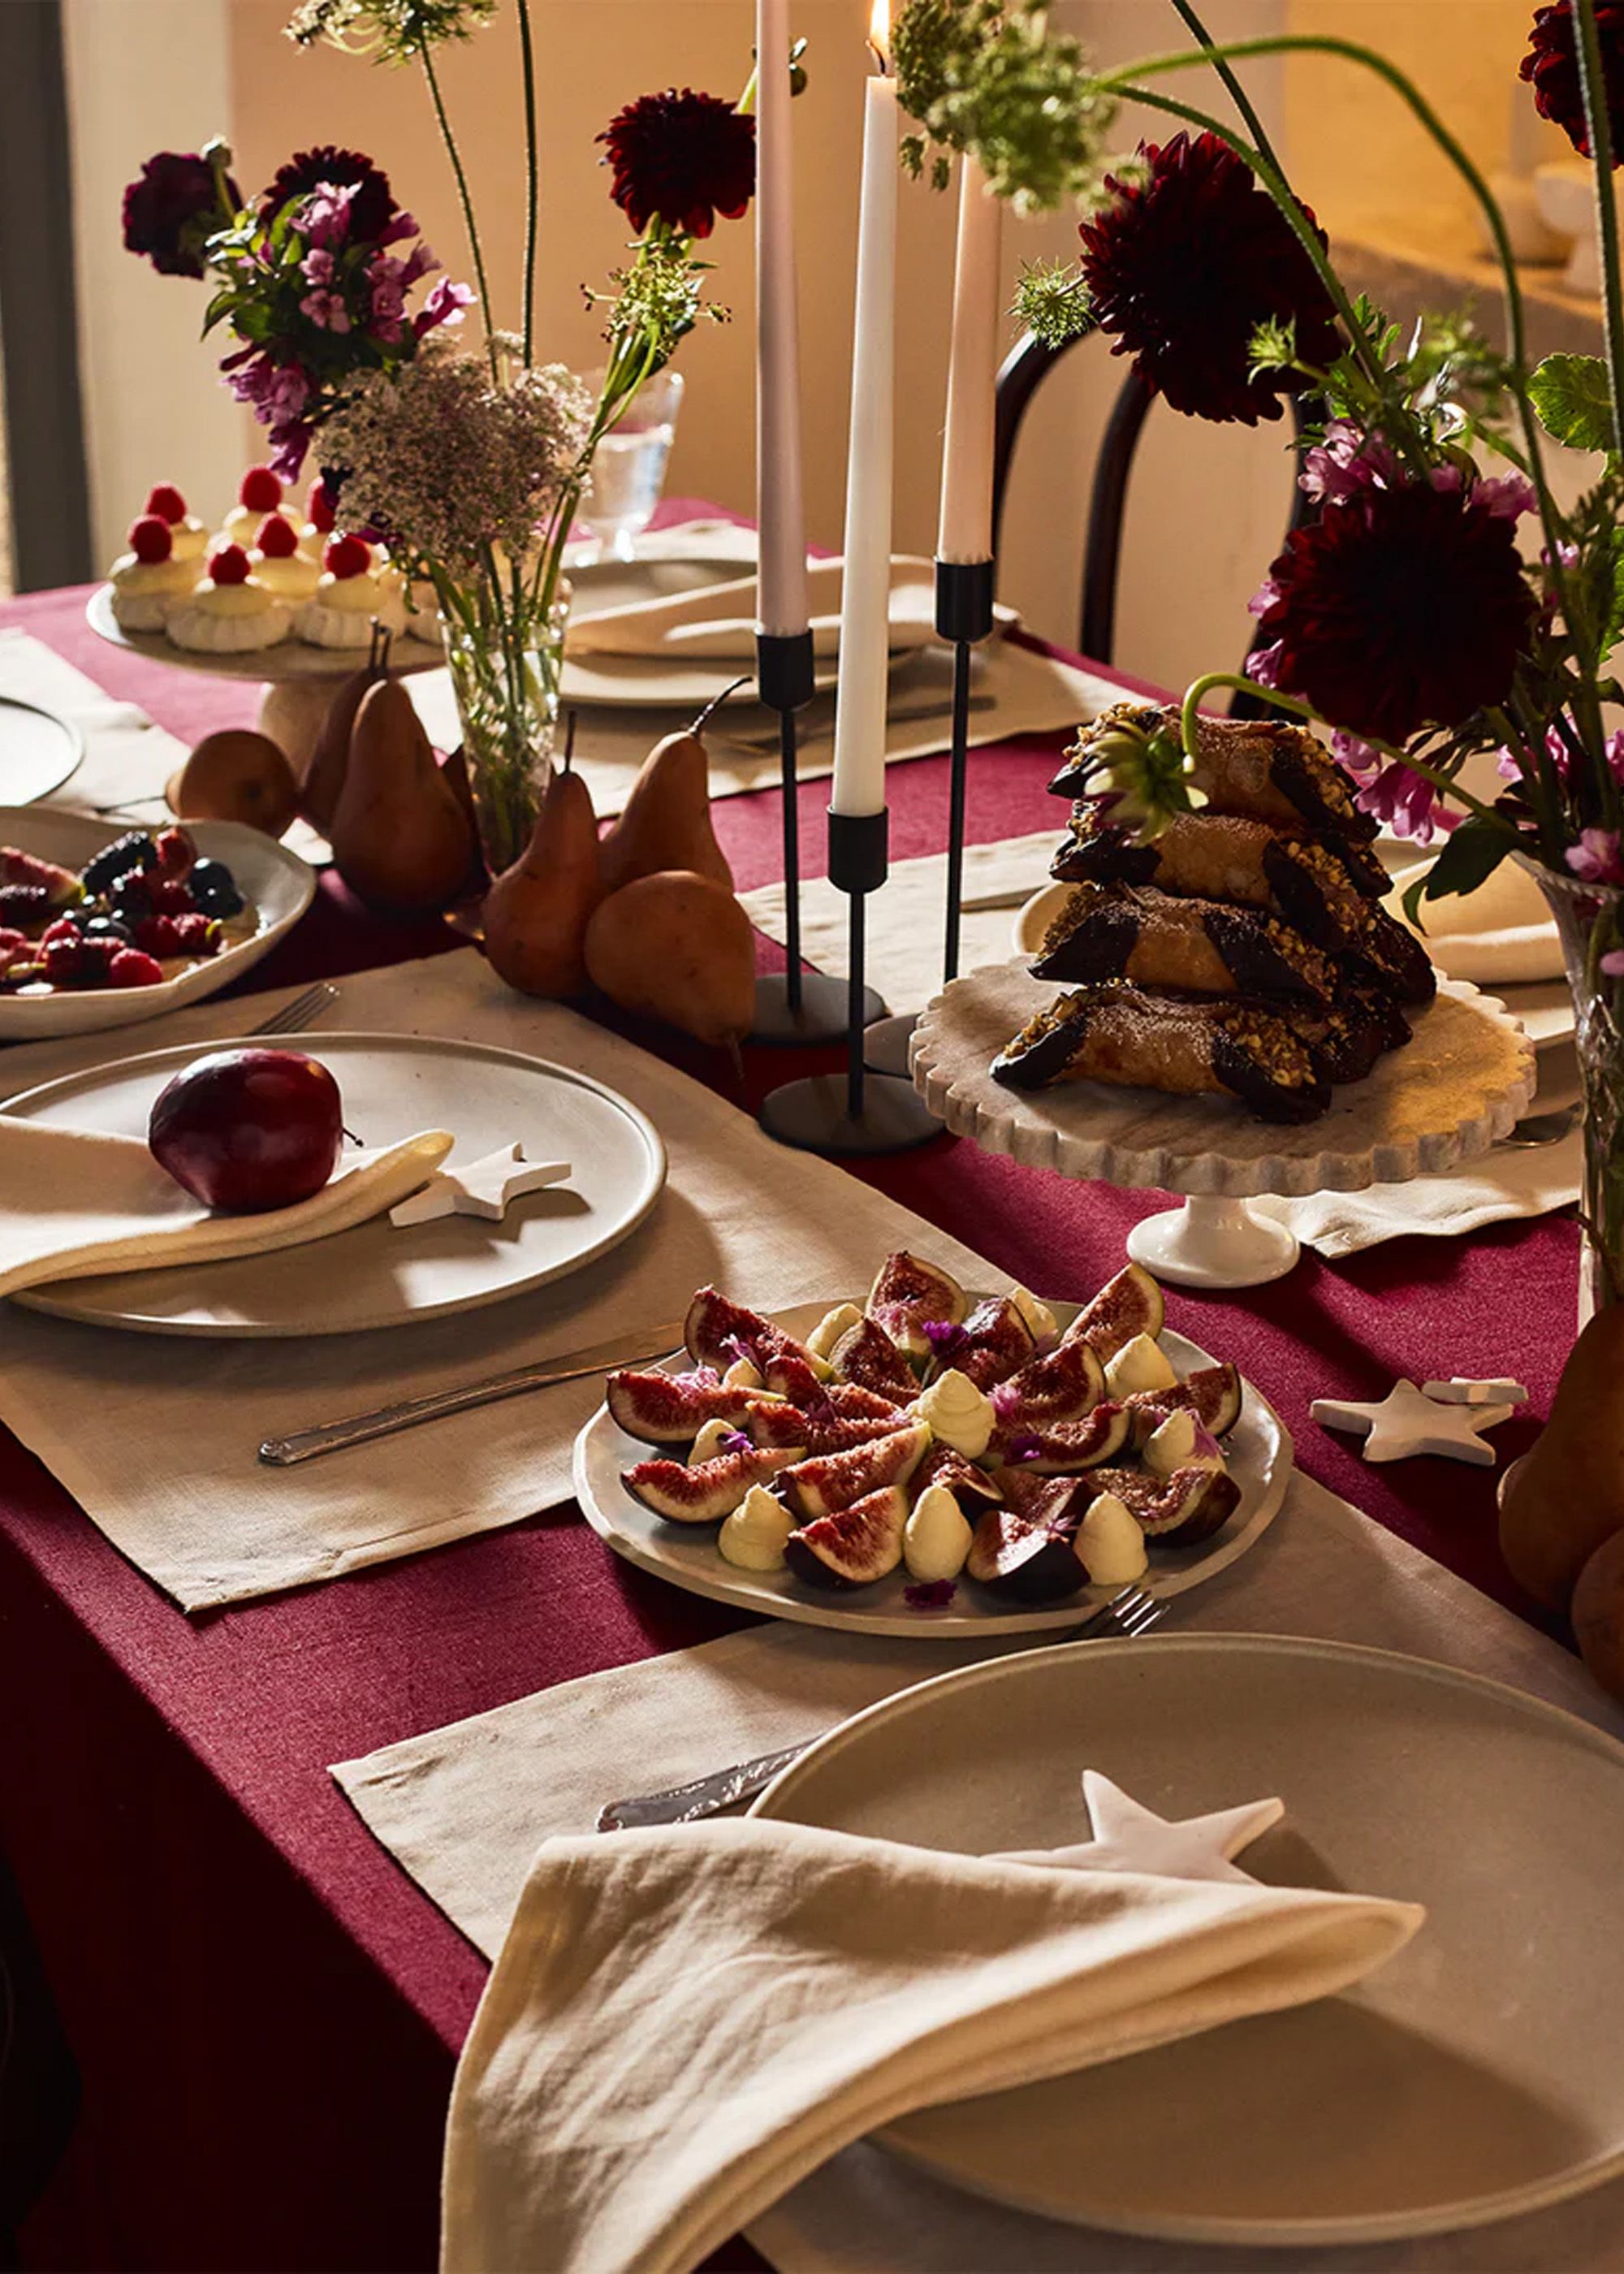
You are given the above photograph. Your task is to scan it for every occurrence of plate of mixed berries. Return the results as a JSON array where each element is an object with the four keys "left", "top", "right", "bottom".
[
  {"left": 0, "top": 810, "right": 314, "bottom": 1038},
  {"left": 574, "top": 1252, "right": 1292, "bottom": 1640}
]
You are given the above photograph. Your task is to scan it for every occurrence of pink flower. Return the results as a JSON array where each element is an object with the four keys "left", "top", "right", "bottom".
[
  {"left": 1566, "top": 827, "right": 1624, "bottom": 885},
  {"left": 304, "top": 182, "right": 359, "bottom": 249},
  {"left": 1299, "top": 420, "right": 1401, "bottom": 503},
  {"left": 414, "top": 277, "right": 474, "bottom": 336},
  {"left": 301, "top": 245, "right": 336, "bottom": 287},
  {"left": 1471, "top": 470, "right": 1539, "bottom": 520},
  {"left": 300, "top": 288, "right": 352, "bottom": 334},
  {"left": 1601, "top": 948, "right": 1624, "bottom": 976},
  {"left": 1354, "top": 759, "right": 1462, "bottom": 843}
]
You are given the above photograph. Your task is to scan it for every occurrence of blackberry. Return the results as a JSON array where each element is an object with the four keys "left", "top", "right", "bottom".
[
  {"left": 108, "top": 873, "right": 154, "bottom": 924},
  {"left": 80, "top": 830, "right": 158, "bottom": 897},
  {"left": 188, "top": 858, "right": 244, "bottom": 918},
  {"left": 0, "top": 883, "right": 51, "bottom": 934},
  {"left": 81, "top": 914, "right": 133, "bottom": 946}
]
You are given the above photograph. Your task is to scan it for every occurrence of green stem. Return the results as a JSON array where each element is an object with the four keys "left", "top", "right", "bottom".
[
  {"left": 1180, "top": 672, "right": 1513, "bottom": 832},
  {"left": 1573, "top": 0, "right": 1624, "bottom": 456},
  {"left": 1166, "top": 0, "right": 1285, "bottom": 178},
  {"left": 421, "top": 43, "right": 498, "bottom": 381},
  {"left": 516, "top": 0, "right": 540, "bottom": 366}
]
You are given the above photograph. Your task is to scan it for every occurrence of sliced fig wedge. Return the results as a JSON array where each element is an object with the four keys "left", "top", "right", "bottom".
[
  {"left": 866, "top": 1251, "right": 967, "bottom": 1362},
  {"left": 1060, "top": 1263, "right": 1165, "bottom": 1363},
  {"left": 992, "top": 1337, "right": 1105, "bottom": 1430},
  {"left": 965, "top": 1480, "right": 1096, "bottom": 1602},
  {"left": 992, "top": 1401, "right": 1129, "bottom": 1474},
  {"left": 914, "top": 1440, "right": 1003, "bottom": 1509},
  {"left": 684, "top": 1287, "right": 811, "bottom": 1376},
  {"left": 748, "top": 1396, "right": 904, "bottom": 1456},
  {"left": 947, "top": 1296, "right": 1038, "bottom": 1390},
  {"left": 828, "top": 1316, "right": 919, "bottom": 1404},
  {"left": 624, "top": 1444, "right": 802, "bottom": 1524},
  {"left": 1124, "top": 1362, "right": 1242, "bottom": 1445},
  {"left": 780, "top": 1420, "right": 932, "bottom": 1521},
  {"left": 607, "top": 1366, "right": 755, "bottom": 1446},
  {"left": 1086, "top": 1463, "right": 1241, "bottom": 1546},
  {"left": 784, "top": 1484, "right": 909, "bottom": 1589}
]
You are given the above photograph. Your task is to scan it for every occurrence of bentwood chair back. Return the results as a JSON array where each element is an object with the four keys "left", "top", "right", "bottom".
[{"left": 991, "top": 330, "right": 1319, "bottom": 716}]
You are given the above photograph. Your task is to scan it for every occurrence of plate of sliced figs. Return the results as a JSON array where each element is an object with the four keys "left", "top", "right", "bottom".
[{"left": 572, "top": 1252, "right": 1293, "bottom": 1639}]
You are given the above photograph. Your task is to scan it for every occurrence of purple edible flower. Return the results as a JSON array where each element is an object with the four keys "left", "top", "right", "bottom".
[
  {"left": 904, "top": 1579, "right": 958, "bottom": 1610},
  {"left": 922, "top": 1318, "right": 970, "bottom": 1362},
  {"left": 719, "top": 1429, "right": 753, "bottom": 1455},
  {"left": 991, "top": 1381, "right": 1023, "bottom": 1420},
  {"left": 1002, "top": 1432, "right": 1046, "bottom": 1465}
]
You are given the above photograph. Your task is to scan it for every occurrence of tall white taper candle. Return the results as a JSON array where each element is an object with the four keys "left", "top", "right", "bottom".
[
  {"left": 829, "top": 5, "right": 897, "bottom": 819},
  {"left": 754, "top": 0, "right": 810, "bottom": 638},
  {"left": 937, "top": 153, "right": 1002, "bottom": 564}
]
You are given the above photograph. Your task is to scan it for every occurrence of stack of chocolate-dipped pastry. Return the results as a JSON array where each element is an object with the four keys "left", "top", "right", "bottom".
[{"left": 993, "top": 703, "right": 1436, "bottom": 1125}]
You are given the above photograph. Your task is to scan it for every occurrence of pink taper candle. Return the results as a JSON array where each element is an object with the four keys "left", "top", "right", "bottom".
[
  {"left": 937, "top": 153, "right": 1002, "bottom": 564},
  {"left": 754, "top": 0, "right": 810, "bottom": 638}
]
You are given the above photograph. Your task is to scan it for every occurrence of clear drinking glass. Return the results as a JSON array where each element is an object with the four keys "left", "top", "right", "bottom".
[{"left": 577, "top": 368, "right": 685, "bottom": 561}]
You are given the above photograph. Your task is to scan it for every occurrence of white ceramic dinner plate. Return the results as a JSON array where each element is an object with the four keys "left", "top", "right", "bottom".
[
  {"left": 0, "top": 694, "right": 83, "bottom": 805},
  {"left": 0, "top": 1032, "right": 667, "bottom": 1336},
  {"left": 0, "top": 807, "right": 314, "bottom": 1040},
  {"left": 574, "top": 1299, "right": 1290, "bottom": 1640},
  {"left": 754, "top": 1633, "right": 1624, "bottom": 2246},
  {"left": 86, "top": 584, "right": 446, "bottom": 681}
]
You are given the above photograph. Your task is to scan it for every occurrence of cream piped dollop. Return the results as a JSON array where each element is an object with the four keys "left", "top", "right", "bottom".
[
  {"left": 1009, "top": 1285, "right": 1058, "bottom": 1345},
  {"left": 1104, "top": 1332, "right": 1177, "bottom": 1399},
  {"left": 1143, "top": 1409, "right": 1226, "bottom": 1479},
  {"left": 903, "top": 1482, "right": 972, "bottom": 1581},
  {"left": 806, "top": 1302, "right": 863, "bottom": 1363},
  {"left": 913, "top": 1367, "right": 994, "bottom": 1459},
  {"left": 1075, "top": 1491, "right": 1148, "bottom": 1584},
  {"left": 718, "top": 1484, "right": 794, "bottom": 1572},
  {"left": 690, "top": 1416, "right": 742, "bottom": 1464}
]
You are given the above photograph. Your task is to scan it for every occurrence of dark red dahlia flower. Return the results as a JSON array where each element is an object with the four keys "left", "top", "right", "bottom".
[
  {"left": 122, "top": 151, "right": 239, "bottom": 278},
  {"left": 597, "top": 89, "right": 755, "bottom": 238},
  {"left": 1250, "top": 480, "right": 1537, "bottom": 744},
  {"left": 1520, "top": 2, "right": 1624, "bottom": 161},
  {"left": 1078, "top": 131, "right": 1341, "bottom": 425},
  {"left": 261, "top": 146, "right": 397, "bottom": 242}
]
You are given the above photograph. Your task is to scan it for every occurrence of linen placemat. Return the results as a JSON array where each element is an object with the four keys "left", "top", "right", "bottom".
[
  {"left": 0, "top": 628, "right": 328, "bottom": 860},
  {"left": 0, "top": 949, "right": 998, "bottom": 1610},
  {"left": 741, "top": 832, "right": 1055, "bottom": 1020}
]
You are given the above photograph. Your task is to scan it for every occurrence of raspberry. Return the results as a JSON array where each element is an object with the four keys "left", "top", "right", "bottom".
[
  {"left": 257, "top": 513, "right": 298, "bottom": 559},
  {"left": 108, "top": 948, "right": 165, "bottom": 988},
  {"left": 41, "top": 915, "right": 82, "bottom": 949},
  {"left": 145, "top": 482, "right": 187, "bottom": 524},
  {"left": 73, "top": 937, "right": 122, "bottom": 987},
  {"left": 323, "top": 533, "right": 371, "bottom": 580},
  {"left": 240, "top": 465, "right": 282, "bottom": 511},
  {"left": 171, "top": 912, "right": 220, "bottom": 954},
  {"left": 149, "top": 876, "right": 194, "bottom": 914},
  {"left": 42, "top": 935, "right": 84, "bottom": 983},
  {"left": 135, "top": 914, "right": 183, "bottom": 959},
  {"left": 307, "top": 478, "right": 336, "bottom": 534},
  {"left": 0, "top": 927, "right": 27, "bottom": 958},
  {"left": 208, "top": 543, "right": 251, "bottom": 587},
  {"left": 154, "top": 827, "right": 195, "bottom": 879},
  {"left": 128, "top": 514, "right": 173, "bottom": 564}
]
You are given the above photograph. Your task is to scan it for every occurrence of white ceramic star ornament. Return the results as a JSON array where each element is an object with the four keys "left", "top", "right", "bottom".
[
  {"left": 1312, "top": 1378, "right": 1515, "bottom": 1465},
  {"left": 1422, "top": 1376, "right": 1529, "bottom": 1407},
  {"left": 1003, "top": 1771, "right": 1283, "bottom": 1885},
  {"left": 389, "top": 1142, "right": 571, "bottom": 1228}
]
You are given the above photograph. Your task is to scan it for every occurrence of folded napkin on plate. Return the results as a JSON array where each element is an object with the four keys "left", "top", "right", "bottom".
[
  {"left": 1392, "top": 853, "right": 1563, "bottom": 985},
  {"left": 1253, "top": 1126, "right": 1582, "bottom": 1257},
  {"left": 443, "top": 1796, "right": 1422, "bottom": 2274},
  {"left": 0, "top": 1118, "right": 451, "bottom": 1297},
  {"left": 566, "top": 554, "right": 942, "bottom": 664}
]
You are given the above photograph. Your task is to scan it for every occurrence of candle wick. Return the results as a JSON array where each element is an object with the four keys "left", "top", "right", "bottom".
[{"left": 866, "top": 37, "right": 888, "bottom": 74}]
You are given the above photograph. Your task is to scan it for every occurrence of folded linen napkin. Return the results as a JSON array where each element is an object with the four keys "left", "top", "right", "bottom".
[
  {"left": 566, "top": 554, "right": 942, "bottom": 663},
  {"left": 442, "top": 1796, "right": 1422, "bottom": 2274},
  {"left": 1254, "top": 1126, "right": 1581, "bottom": 1257},
  {"left": 0, "top": 1118, "right": 451, "bottom": 1297},
  {"left": 1392, "top": 852, "right": 1563, "bottom": 985}
]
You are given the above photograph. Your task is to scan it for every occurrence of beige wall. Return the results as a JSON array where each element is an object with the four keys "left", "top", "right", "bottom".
[{"left": 66, "top": 0, "right": 1566, "bottom": 694}]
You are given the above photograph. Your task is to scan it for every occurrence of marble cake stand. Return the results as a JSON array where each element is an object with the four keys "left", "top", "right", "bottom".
[{"left": 909, "top": 961, "right": 1536, "bottom": 1289}]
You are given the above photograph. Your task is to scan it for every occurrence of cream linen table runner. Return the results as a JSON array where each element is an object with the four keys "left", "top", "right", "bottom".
[
  {"left": 0, "top": 948, "right": 1002, "bottom": 1610},
  {"left": 441, "top": 1812, "right": 1419, "bottom": 2274}
]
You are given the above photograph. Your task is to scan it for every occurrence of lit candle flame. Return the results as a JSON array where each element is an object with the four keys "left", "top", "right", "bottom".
[{"left": 867, "top": 0, "right": 890, "bottom": 72}]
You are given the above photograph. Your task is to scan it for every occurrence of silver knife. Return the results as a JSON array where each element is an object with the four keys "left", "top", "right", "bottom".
[
  {"left": 594, "top": 1592, "right": 1142, "bottom": 1831},
  {"left": 257, "top": 1321, "right": 687, "bottom": 1467}
]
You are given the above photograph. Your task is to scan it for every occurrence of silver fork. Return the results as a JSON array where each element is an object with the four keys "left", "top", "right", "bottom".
[
  {"left": 248, "top": 981, "right": 339, "bottom": 1037},
  {"left": 594, "top": 1584, "right": 1167, "bottom": 1831}
]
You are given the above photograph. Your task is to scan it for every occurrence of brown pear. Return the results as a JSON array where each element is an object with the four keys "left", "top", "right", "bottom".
[
  {"left": 482, "top": 764, "right": 603, "bottom": 998},
  {"left": 584, "top": 869, "right": 754, "bottom": 1047},
  {"left": 303, "top": 655, "right": 390, "bottom": 828},
  {"left": 1572, "top": 1525, "right": 1624, "bottom": 1703},
  {"left": 598, "top": 730, "right": 732, "bottom": 898},
  {"left": 166, "top": 729, "right": 299, "bottom": 837},
  {"left": 330, "top": 677, "right": 474, "bottom": 914},
  {"left": 1499, "top": 1306, "right": 1624, "bottom": 1609}
]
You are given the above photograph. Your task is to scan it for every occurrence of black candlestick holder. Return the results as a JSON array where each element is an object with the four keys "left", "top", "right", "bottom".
[
  {"left": 864, "top": 556, "right": 996, "bottom": 1078},
  {"left": 757, "top": 806, "right": 941, "bottom": 1156},
  {"left": 747, "top": 628, "right": 880, "bottom": 1044}
]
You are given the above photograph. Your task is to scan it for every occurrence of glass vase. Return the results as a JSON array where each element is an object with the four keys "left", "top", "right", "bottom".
[
  {"left": 1526, "top": 856, "right": 1624, "bottom": 1314},
  {"left": 440, "top": 588, "right": 569, "bottom": 878}
]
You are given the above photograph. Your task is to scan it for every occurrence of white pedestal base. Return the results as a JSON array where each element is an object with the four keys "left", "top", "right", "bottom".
[{"left": 1127, "top": 1196, "right": 1301, "bottom": 1290}]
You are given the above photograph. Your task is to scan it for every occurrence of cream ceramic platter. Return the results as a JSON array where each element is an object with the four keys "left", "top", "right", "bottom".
[
  {"left": 0, "top": 808, "right": 313, "bottom": 1040},
  {"left": 0, "top": 1033, "right": 666, "bottom": 1336},
  {"left": 1, "top": 694, "right": 83, "bottom": 806},
  {"left": 754, "top": 1633, "right": 1624, "bottom": 2246},
  {"left": 573, "top": 1299, "right": 1291, "bottom": 1641}
]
